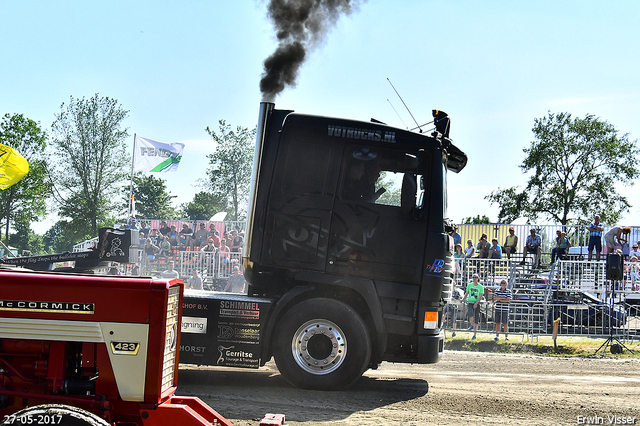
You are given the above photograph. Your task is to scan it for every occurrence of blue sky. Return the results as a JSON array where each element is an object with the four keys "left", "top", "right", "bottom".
[{"left": 2, "top": 1, "right": 639, "bottom": 234}]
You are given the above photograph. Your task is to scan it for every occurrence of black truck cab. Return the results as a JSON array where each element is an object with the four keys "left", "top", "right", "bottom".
[{"left": 241, "top": 103, "right": 467, "bottom": 390}]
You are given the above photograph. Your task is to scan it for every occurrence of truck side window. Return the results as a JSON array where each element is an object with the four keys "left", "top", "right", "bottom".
[
  {"left": 342, "top": 156, "right": 381, "bottom": 203},
  {"left": 340, "top": 147, "right": 421, "bottom": 208}
]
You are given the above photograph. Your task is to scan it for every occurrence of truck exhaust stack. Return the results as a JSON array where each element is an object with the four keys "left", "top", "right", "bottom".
[{"left": 244, "top": 102, "right": 274, "bottom": 265}]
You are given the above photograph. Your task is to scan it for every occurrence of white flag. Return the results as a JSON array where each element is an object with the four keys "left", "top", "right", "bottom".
[{"left": 134, "top": 136, "right": 185, "bottom": 172}]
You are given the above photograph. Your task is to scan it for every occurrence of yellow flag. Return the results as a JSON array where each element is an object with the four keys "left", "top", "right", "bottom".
[{"left": 0, "top": 143, "right": 29, "bottom": 190}]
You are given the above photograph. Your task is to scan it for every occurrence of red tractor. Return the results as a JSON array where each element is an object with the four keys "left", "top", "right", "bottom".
[
  {"left": 0, "top": 253, "right": 284, "bottom": 426},
  {"left": 0, "top": 267, "right": 236, "bottom": 425}
]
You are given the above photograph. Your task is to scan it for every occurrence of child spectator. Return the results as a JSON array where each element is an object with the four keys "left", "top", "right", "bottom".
[
  {"left": 464, "top": 239, "right": 475, "bottom": 258},
  {"left": 159, "top": 235, "right": 171, "bottom": 256},
  {"left": 489, "top": 238, "right": 502, "bottom": 259}
]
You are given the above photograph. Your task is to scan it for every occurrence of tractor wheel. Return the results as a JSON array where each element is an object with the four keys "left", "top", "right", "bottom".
[{"left": 1, "top": 405, "right": 110, "bottom": 426}]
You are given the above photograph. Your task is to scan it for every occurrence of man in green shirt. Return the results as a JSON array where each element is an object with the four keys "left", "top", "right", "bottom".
[{"left": 464, "top": 273, "right": 484, "bottom": 340}]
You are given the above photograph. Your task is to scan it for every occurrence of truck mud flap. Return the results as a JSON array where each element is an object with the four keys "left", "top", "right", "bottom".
[{"left": 417, "top": 330, "right": 444, "bottom": 364}]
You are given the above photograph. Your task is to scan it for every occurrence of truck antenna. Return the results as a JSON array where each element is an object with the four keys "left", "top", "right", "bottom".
[
  {"left": 387, "top": 78, "right": 422, "bottom": 132},
  {"left": 387, "top": 99, "right": 408, "bottom": 129}
]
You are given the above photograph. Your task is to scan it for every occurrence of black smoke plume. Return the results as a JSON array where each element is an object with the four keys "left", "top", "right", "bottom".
[{"left": 260, "top": 0, "right": 363, "bottom": 101}]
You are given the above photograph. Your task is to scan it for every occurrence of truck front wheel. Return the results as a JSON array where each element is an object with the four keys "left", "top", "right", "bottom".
[{"left": 273, "top": 298, "right": 371, "bottom": 390}]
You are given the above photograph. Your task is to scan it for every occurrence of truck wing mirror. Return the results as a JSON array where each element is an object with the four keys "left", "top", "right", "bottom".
[{"left": 401, "top": 173, "right": 417, "bottom": 214}]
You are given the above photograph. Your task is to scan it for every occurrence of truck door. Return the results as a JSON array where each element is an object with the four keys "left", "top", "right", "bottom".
[
  {"left": 259, "top": 121, "right": 340, "bottom": 271},
  {"left": 327, "top": 145, "right": 430, "bottom": 284}
]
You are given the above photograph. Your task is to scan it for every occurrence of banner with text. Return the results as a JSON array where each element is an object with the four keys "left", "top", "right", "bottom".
[{"left": 134, "top": 136, "right": 185, "bottom": 173}]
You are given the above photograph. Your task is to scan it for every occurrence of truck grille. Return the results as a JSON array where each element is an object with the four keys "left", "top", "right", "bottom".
[{"left": 161, "top": 285, "right": 180, "bottom": 393}]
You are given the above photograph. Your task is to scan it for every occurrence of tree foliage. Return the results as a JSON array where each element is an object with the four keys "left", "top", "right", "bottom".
[
  {"left": 182, "top": 191, "right": 228, "bottom": 220},
  {"left": 0, "top": 113, "right": 50, "bottom": 244},
  {"left": 486, "top": 112, "right": 640, "bottom": 225},
  {"left": 42, "top": 222, "right": 64, "bottom": 254},
  {"left": 8, "top": 220, "right": 43, "bottom": 255},
  {"left": 462, "top": 215, "right": 491, "bottom": 224},
  {"left": 50, "top": 94, "right": 129, "bottom": 240},
  {"left": 41, "top": 220, "right": 86, "bottom": 254},
  {"left": 204, "top": 120, "right": 255, "bottom": 221},
  {"left": 124, "top": 172, "right": 180, "bottom": 220}
]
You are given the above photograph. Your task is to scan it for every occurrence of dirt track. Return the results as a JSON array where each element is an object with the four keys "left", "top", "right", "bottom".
[{"left": 178, "top": 350, "right": 640, "bottom": 426}]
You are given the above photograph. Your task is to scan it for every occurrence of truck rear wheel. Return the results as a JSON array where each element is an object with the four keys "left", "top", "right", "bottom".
[
  {"left": 2, "top": 405, "right": 110, "bottom": 426},
  {"left": 273, "top": 298, "right": 371, "bottom": 390}
]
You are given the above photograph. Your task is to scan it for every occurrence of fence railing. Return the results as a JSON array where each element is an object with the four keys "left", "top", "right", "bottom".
[
  {"left": 136, "top": 248, "right": 243, "bottom": 283},
  {"left": 451, "top": 254, "right": 639, "bottom": 340},
  {"left": 446, "top": 299, "right": 637, "bottom": 341},
  {"left": 556, "top": 260, "right": 607, "bottom": 293},
  {"left": 454, "top": 257, "right": 541, "bottom": 290},
  {"left": 177, "top": 250, "right": 242, "bottom": 279}
]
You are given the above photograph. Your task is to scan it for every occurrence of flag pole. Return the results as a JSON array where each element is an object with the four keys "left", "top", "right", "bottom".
[{"left": 129, "top": 133, "right": 136, "bottom": 218}]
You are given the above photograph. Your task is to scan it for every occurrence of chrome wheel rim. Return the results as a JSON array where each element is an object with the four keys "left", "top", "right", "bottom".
[{"left": 291, "top": 319, "right": 346, "bottom": 375}]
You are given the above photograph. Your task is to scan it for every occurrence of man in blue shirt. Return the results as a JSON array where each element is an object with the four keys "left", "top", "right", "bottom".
[
  {"left": 520, "top": 228, "right": 542, "bottom": 267},
  {"left": 588, "top": 215, "right": 604, "bottom": 261},
  {"left": 452, "top": 227, "right": 462, "bottom": 246},
  {"left": 489, "top": 238, "right": 502, "bottom": 259}
]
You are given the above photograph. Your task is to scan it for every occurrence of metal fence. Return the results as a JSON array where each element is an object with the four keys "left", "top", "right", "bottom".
[
  {"left": 136, "top": 249, "right": 241, "bottom": 276},
  {"left": 450, "top": 256, "right": 639, "bottom": 341},
  {"left": 447, "top": 301, "right": 636, "bottom": 340},
  {"left": 177, "top": 250, "right": 242, "bottom": 279}
]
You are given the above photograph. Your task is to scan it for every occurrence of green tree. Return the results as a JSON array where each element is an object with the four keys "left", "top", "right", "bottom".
[
  {"left": 486, "top": 112, "right": 640, "bottom": 225},
  {"left": 8, "top": 219, "right": 43, "bottom": 255},
  {"left": 204, "top": 120, "right": 256, "bottom": 221},
  {"left": 50, "top": 94, "right": 129, "bottom": 240},
  {"left": 0, "top": 113, "right": 50, "bottom": 244},
  {"left": 124, "top": 172, "right": 180, "bottom": 219},
  {"left": 182, "top": 191, "right": 228, "bottom": 220},
  {"left": 42, "top": 222, "right": 64, "bottom": 254},
  {"left": 462, "top": 215, "right": 491, "bottom": 224}
]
